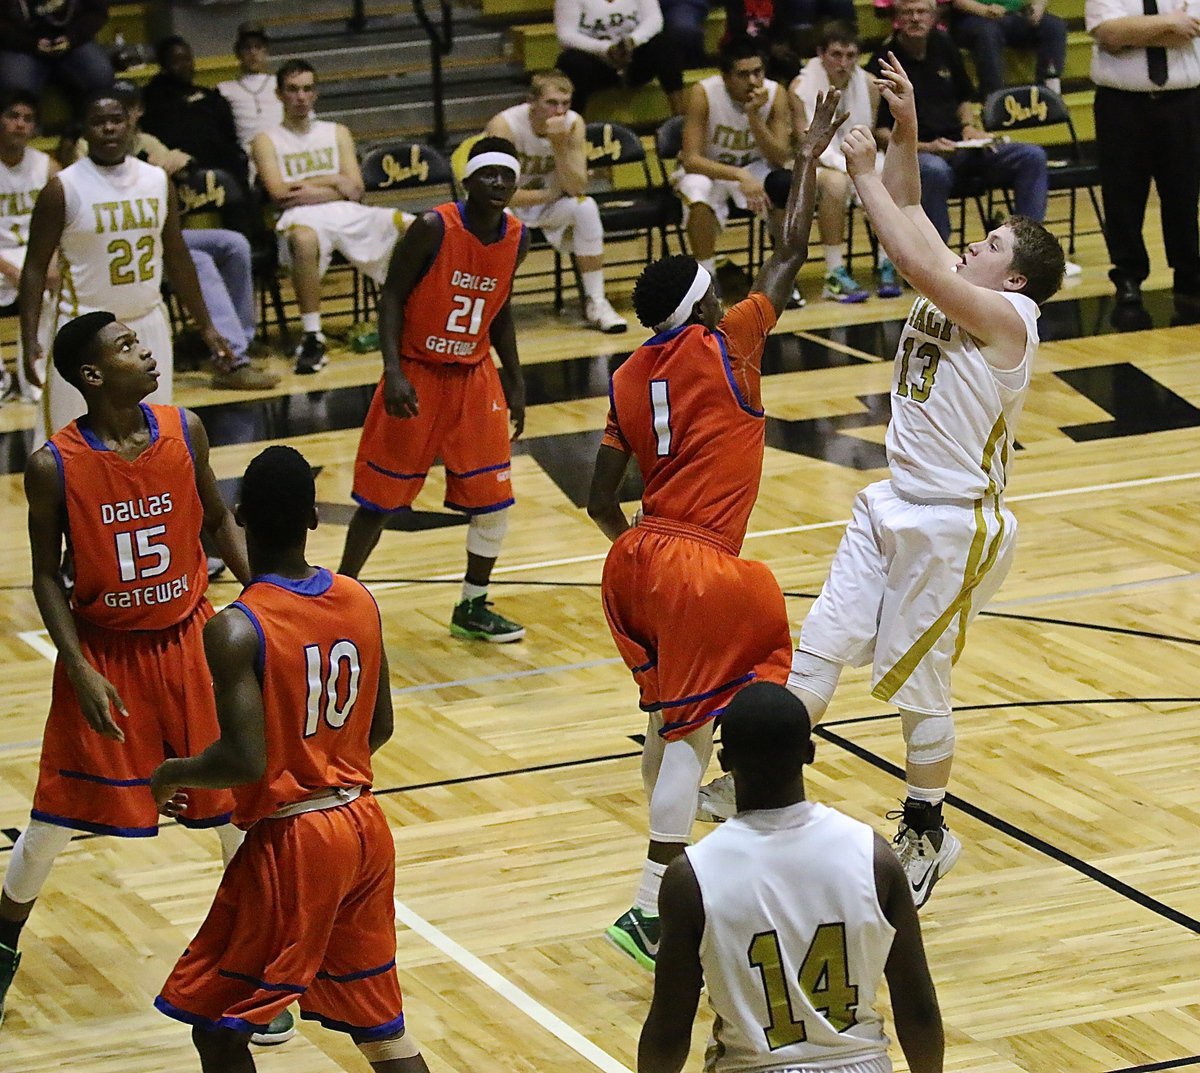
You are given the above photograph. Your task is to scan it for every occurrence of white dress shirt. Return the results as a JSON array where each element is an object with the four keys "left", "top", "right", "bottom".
[{"left": 1086, "top": 0, "right": 1200, "bottom": 90}]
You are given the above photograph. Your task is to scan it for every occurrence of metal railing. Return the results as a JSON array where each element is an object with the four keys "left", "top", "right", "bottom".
[{"left": 413, "top": 0, "right": 455, "bottom": 147}]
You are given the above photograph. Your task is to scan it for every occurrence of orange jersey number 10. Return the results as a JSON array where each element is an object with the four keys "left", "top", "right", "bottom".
[{"left": 303, "top": 640, "right": 363, "bottom": 737}]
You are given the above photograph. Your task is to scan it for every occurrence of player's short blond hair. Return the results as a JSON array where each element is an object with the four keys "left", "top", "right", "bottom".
[{"left": 529, "top": 69, "right": 574, "bottom": 100}]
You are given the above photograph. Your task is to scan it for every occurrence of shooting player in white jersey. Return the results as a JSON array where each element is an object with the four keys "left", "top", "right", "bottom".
[
  {"left": 641, "top": 682, "right": 943, "bottom": 1073},
  {"left": 698, "top": 54, "right": 1065, "bottom": 909}
]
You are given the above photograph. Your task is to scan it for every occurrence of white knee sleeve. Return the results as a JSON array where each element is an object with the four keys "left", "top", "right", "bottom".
[
  {"left": 900, "top": 708, "right": 956, "bottom": 766},
  {"left": 641, "top": 714, "right": 666, "bottom": 800},
  {"left": 2, "top": 819, "right": 73, "bottom": 904},
  {"left": 466, "top": 508, "right": 509, "bottom": 558},
  {"left": 787, "top": 649, "right": 843, "bottom": 708},
  {"left": 568, "top": 196, "right": 604, "bottom": 258},
  {"left": 217, "top": 823, "right": 245, "bottom": 868},
  {"left": 648, "top": 731, "right": 712, "bottom": 843},
  {"left": 358, "top": 1032, "right": 421, "bottom": 1062}
]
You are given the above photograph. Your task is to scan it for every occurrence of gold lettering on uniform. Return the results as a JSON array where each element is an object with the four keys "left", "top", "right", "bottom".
[
  {"left": 1001, "top": 86, "right": 1047, "bottom": 127},
  {"left": 121, "top": 200, "right": 138, "bottom": 229},
  {"left": 377, "top": 146, "right": 428, "bottom": 188},
  {"left": 282, "top": 146, "right": 335, "bottom": 179},
  {"left": 586, "top": 123, "right": 622, "bottom": 164},
  {"left": 176, "top": 172, "right": 226, "bottom": 214},
  {"left": 713, "top": 124, "right": 756, "bottom": 151},
  {"left": 909, "top": 298, "right": 927, "bottom": 334}
]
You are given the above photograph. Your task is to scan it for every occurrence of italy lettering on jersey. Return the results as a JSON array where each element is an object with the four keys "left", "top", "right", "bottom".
[
  {"left": 265, "top": 120, "right": 341, "bottom": 181},
  {"left": 57, "top": 156, "right": 167, "bottom": 320},
  {"left": 46, "top": 404, "right": 207, "bottom": 631},
  {"left": 400, "top": 201, "right": 524, "bottom": 365},
  {"left": 700, "top": 74, "right": 778, "bottom": 169},
  {"left": 887, "top": 290, "right": 1040, "bottom": 502},
  {"left": 604, "top": 293, "right": 775, "bottom": 553},
  {"left": 0, "top": 146, "right": 50, "bottom": 250},
  {"left": 229, "top": 569, "right": 382, "bottom": 828},
  {"left": 687, "top": 801, "right": 893, "bottom": 1073}
]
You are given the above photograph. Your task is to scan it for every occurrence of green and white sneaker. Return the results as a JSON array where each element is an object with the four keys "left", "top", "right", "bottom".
[
  {"left": 450, "top": 596, "right": 526, "bottom": 643},
  {"left": 0, "top": 941, "right": 21, "bottom": 1029},
  {"left": 250, "top": 1007, "right": 296, "bottom": 1046},
  {"left": 823, "top": 265, "right": 870, "bottom": 303},
  {"left": 606, "top": 907, "right": 660, "bottom": 971}
]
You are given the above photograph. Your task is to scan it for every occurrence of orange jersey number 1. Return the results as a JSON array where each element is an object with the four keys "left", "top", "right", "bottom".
[{"left": 650, "top": 379, "right": 672, "bottom": 457}]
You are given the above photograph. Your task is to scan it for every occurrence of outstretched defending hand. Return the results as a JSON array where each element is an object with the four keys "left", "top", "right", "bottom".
[
  {"left": 843, "top": 125, "right": 878, "bottom": 177},
  {"left": 798, "top": 88, "right": 847, "bottom": 159},
  {"left": 876, "top": 52, "right": 918, "bottom": 132}
]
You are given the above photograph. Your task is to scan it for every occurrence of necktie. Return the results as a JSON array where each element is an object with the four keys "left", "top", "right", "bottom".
[{"left": 1144, "top": 0, "right": 1169, "bottom": 87}]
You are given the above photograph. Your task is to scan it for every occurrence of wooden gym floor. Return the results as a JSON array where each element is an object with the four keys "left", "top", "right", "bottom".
[{"left": 1, "top": 211, "right": 1198, "bottom": 1073}]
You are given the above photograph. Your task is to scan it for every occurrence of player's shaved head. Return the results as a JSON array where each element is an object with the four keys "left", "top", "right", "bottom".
[
  {"left": 239, "top": 445, "right": 317, "bottom": 550},
  {"left": 52, "top": 311, "right": 116, "bottom": 392},
  {"left": 719, "top": 683, "right": 813, "bottom": 793}
]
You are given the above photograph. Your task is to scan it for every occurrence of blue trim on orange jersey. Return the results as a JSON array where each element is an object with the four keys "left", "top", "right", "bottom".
[
  {"left": 217, "top": 968, "right": 308, "bottom": 994},
  {"left": 299, "top": 1009, "right": 406, "bottom": 1042},
  {"left": 44, "top": 440, "right": 64, "bottom": 492},
  {"left": 78, "top": 402, "right": 160, "bottom": 452},
  {"left": 657, "top": 672, "right": 756, "bottom": 709},
  {"left": 178, "top": 407, "right": 195, "bottom": 460},
  {"left": 230, "top": 600, "right": 265, "bottom": 680},
  {"left": 661, "top": 704, "right": 727, "bottom": 738},
  {"left": 645, "top": 323, "right": 691, "bottom": 347},
  {"left": 251, "top": 568, "right": 334, "bottom": 598},
  {"left": 30, "top": 808, "right": 157, "bottom": 838},
  {"left": 454, "top": 199, "right": 510, "bottom": 240},
  {"left": 715, "top": 333, "right": 765, "bottom": 418},
  {"left": 175, "top": 811, "right": 233, "bottom": 830},
  {"left": 443, "top": 460, "right": 509, "bottom": 479},
  {"left": 154, "top": 995, "right": 272, "bottom": 1035},
  {"left": 351, "top": 491, "right": 412, "bottom": 515},
  {"left": 443, "top": 496, "right": 514, "bottom": 516},
  {"left": 366, "top": 460, "right": 427, "bottom": 481},
  {"left": 316, "top": 958, "right": 396, "bottom": 984},
  {"left": 630, "top": 657, "right": 657, "bottom": 674},
  {"left": 59, "top": 769, "right": 151, "bottom": 787}
]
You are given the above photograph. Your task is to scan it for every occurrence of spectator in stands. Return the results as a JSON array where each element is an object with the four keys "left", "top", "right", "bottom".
[
  {"left": 217, "top": 21, "right": 284, "bottom": 164},
  {"left": 0, "top": 89, "right": 59, "bottom": 401},
  {"left": 554, "top": 0, "right": 687, "bottom": 115},
  {"left": 0, "top": 0, "right": 113, "bottom": 109},
  {"left": 484, "top": 70, "right": 629, "bottom": 333},
  {"left": 661, "top": 0, "right": 714, "bottom": 68},
  {"left": 948, "top": 0, "right": 1066, "bottom": 96},
  {"left": 66, "top": 80, "right": 279, "bottom": 390},
  {"left": 790, "top": 22, "right": 903, "bottom": 300},
  {"left": 1087, "top": 0, "right": 1200, "bottom": 321},
  {"left": 252, "top": 59, "right": 412, "bottom": 374},
  {"left": 677, "top": 36, "right": 793, "bottom": 283},
  {"left": 870, "top": 0, "right": 1073, "bottom": 274},
  {"left": 142, "top": 35, "right": 249, "bottom": 188},
  {"left": 724, "top": 0, "right": 857, "bottom": 81}
]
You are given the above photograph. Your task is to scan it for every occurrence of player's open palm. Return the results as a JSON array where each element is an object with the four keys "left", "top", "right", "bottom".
[
  {"left": 877, "top": 53, "right": 917, "bottom": 130},
  {"left": 67, "top": 663, "right": 128, "bottom": 742},
  {"left": 802, "top": 89, "right": 847, "bottom": 158},
  {"left": 383, "top": 366, "right": 419, "bottom": 418}
]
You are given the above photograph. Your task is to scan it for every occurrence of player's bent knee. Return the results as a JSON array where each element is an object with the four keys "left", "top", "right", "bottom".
[
  {"left": 358, "top": 1031, "right": 421, "bottom": 1063},
  {"left": 900, "top": 708, "right": 956, "bottom": 766},
  {"left": 2, "top": 819, "right": 73, "bottom": 903},
  {"left": 787, "top": 649, "right": 842, "bottom": 710},
  {"left": 466, "top": 508, "right": 509, "bottom": 558}
]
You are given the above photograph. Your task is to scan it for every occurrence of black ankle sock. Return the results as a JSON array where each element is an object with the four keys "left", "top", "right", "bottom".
[
  {"left": 0, "top": 916, "right": 25, "bottom": 952},
  {"left": 902, "top": 798, "right": 944, "bottom": 833}
]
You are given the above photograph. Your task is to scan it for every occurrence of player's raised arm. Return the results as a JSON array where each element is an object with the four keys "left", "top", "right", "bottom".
[
  {"left": 637, "top": 855, "right": 705, "bottom": 1073},
  {"left": 751, "top": 88, "right": 846, "bottom": 315},
  {"left": 874, "top": 833, "right": 945, "bottom": 1073}
]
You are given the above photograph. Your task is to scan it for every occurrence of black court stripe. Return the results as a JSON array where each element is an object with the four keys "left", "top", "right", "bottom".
[
  {"left": 980, "top": 609, "right": 1200, "bottom": 647},
  {"left": 813, "top": 723, "right": 1200, "bottom": 935},
  {"left": 822, "top": 697, "right": 1200, "bottom": 729},
  {"left": 1106, "top": 1057, "right": 1200, "bottom": 1073},
  {"left": 371, "top": 748, "right": 641, "bottom": 797}
]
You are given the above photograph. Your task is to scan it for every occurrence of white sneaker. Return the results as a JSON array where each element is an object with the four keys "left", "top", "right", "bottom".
[
  {"left": 696, "top": 773, "right": 737, "bottom": 823},
  {"left": 892, "top": 822, "right": 961, "bottom": 909},
  {"left": 1064, "top": 260, "right": 1082, "bottom": 278},
  {"left": 585, "top": 296, "right": 628, "bottom": 334},
  {"left": 788, "top": 287, "right": 806, "bottom": 309}
]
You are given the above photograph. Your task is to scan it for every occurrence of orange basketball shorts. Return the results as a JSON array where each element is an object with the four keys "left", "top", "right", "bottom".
[
  {"left": 31, "top": 600, "right": 233, "bottom": 836},
  {"left": 156, "top": 791, "right": 405, "bottom": 1040},
  {"left": 352, "top": 356, "right": 514, "bottom": 515},
  {"left": 601, "top": 518, "right": 791, "bottom": 741}
]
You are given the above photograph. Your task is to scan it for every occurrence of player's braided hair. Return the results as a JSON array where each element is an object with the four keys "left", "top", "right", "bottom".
[
  {"left": 239, "top": 446, "right": 316, "bottom": 550},
  {"left": 1004, "top": 215, "right": 1065, "bottom": 305},
  {"left": 632, "top": 255, "right": 702, "bottom": 329},
  {"left": 52, "top": 311, "right": 116, "bottom": 392}
]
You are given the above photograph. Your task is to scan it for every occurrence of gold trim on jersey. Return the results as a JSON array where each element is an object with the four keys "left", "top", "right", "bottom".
[{"left": 872, "top": 414, "right": 1009, "bottom": 703}]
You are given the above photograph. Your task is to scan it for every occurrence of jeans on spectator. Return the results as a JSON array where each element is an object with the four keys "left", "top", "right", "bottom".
[
  {"left": 556, "top": 34, "right": 686, "bottom": 115},
  {"left": 918, "top": 142, "right": 1049, "bottom": 242},
  {"left": 184, "top": 228, "right": 255, "bottom": 368},
  {"left": 951, "top": 11, "right": 1066, "bottom": 97},
  {"left": 0, "top": 42, "right": 114, "bottom": 103},
  {"left": 776, "top": 0, "right": 858, "bottom": 28},
  {"left": 661, "top": 0, "right": 711, "bottom": 67}
]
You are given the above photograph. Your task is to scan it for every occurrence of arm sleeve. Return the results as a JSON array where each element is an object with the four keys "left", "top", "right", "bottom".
[
  {"left": 718, "top": 293, "right": 777, "bottom": 411},
  {"left": 556, "top": 0, "right": 614, "bottom": 54},
  {"left": 1085, "top": 0, "right": 1127, "bottom": 31},
  {"left": 630, "top": 0, "right": 664, "bottom": 46}
]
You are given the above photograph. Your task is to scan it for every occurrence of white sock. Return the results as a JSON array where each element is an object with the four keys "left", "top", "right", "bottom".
[
  {"left": 633, "top": 860, "right": 668, "bottom": 916},
  {"left": 698, "top": 257, "right": 716, "bottom": 276},
  {"left": 581, "top": 269, "right": 605, "bottom": 303},
  {"left": 905, "top": 784, "right": 946, "bottom": 806},
  {"left": 877, "top": 248, "right": 891, "bottom": 268},
  {"left": 301, "top": 312, "right": 322, "bottom": 336},
  {"left": 1044, "top": 76, "right": 1061, "bottom": 94},
  {"left": 824, "top": 245, "right": 844, "bottom": 272},
  {"left": 461, "top": 580, "right": 488, "bottom": 602}
]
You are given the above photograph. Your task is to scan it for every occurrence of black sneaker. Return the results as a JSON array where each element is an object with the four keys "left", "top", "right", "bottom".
[
  {"left": 450, "top": 596, "right": 525, "bottom": 643},
  {"left": 293, "top": 333, "right": 328, "bottom": 375},
  {"left": 605, "top": 907, "right": 659, "bottom": 971}
]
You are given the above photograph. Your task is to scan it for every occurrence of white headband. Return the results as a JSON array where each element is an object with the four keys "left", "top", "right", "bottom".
[
  {"left": 464, "top": 151, "right": 521, "bottom": 181},
  {"left": 655, "top": 264, "right": 712, "bottom": 332}
]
